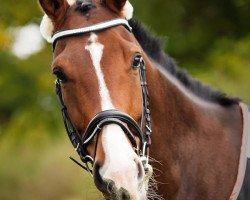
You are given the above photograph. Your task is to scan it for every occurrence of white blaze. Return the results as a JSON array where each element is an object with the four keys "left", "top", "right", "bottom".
[
  {"left": 100, "top": 125, "right": 140, "bottom": 195},
  {"left": 85, "top": 33, "right": 145, "bottom": 198},
  {"left": 85, "top": 33, "right": 114, "bottom": 110}
]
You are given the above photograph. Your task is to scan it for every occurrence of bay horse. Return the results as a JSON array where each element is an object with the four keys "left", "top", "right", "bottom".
[{"left": 38, "top": 0, "right": 250, "bottom": 199}]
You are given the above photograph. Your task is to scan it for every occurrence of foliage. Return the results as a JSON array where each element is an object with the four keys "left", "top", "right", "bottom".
[
  {"left": 188, "top": 36, "right": 250, "bottom": 104},
  {"left": 132, "top": 0, "right": 250, "bottom": 62},
  {"left": 0, "top": 134, "right": 102, "bottom": 200},
  {"left": 0, "top": 0, "right": 249, "bottom": 199}
]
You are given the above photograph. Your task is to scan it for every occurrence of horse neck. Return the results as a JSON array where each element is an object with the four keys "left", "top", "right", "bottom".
[
  {"left": 146, "top": 61, "right": 221, "bottom": 133},
  {"left": 146, "top": 59, "right": 242, "bottom": 137},
  {"left": 146, "top": 59, "right": 243, "bottom": 199}
]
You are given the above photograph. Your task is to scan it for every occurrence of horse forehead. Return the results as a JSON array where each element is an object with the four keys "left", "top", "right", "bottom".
[
  {"left": 63, "top": 3, "right": 114, "bottom": 27},
  {"left": 85, "top": 33, "right": 115, "bottom": 111}
]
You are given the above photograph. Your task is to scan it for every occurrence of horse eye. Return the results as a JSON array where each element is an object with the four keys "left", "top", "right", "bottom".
[
  {"left": 53, "top": 69, "right": 68, "bottom": 83},
  {"left": 132, "top": 54, "right": 144, "bottom": 70}
]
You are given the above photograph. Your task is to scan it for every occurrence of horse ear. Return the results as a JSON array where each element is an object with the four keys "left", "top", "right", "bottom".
[
  {"left": 38, "top": 0, "right": 69, "bottom": 20},
  {"left": 104, "top": 0, "right": 133, "bottom": 19}
]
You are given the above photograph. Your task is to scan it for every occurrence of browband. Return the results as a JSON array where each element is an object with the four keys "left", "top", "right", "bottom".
[{"left": 51, "top": 18, "right": 132, "bottom": 44}]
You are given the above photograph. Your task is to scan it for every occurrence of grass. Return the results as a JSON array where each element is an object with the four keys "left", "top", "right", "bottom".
[{"left": 0, "top": 130, "right": 102, "bottom": 200}]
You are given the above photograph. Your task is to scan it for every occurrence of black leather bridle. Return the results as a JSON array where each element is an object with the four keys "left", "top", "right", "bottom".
[{"left": 53, "top": 19, "right": 152, "bottom": 175}]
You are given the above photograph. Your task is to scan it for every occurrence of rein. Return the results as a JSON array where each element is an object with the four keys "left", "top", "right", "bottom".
[{"left": 54, "top": 18, "right": 152, "bottom": 175}]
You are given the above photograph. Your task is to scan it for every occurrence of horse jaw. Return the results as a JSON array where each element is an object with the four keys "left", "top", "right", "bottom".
[{"left": 99, "top": 124, "right": 147, "bottom": 200}]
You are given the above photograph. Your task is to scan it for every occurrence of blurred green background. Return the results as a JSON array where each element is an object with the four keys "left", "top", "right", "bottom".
[{"left": 0, "top": 0, "right": 249, "bottom": 199}]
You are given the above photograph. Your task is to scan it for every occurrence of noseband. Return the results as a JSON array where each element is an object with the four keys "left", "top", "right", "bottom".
[{"left": 54, "top": 18, "right": 152, "bottom": 175}]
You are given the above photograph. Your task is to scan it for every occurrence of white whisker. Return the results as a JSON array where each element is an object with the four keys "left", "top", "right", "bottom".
[
  {"left": 149, "top": 156, "right": 163, "bottom": 166},
  {"left": 147, "top": 176, "right": 164, "bottom": 200},
  {"left": 146, "top": 157, "right": 165, "bottom": 200}
]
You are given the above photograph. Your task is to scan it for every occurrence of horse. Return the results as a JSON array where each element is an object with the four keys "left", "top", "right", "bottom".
[{"left": 38, "top": 0, "right": 250, "bottom": 199}]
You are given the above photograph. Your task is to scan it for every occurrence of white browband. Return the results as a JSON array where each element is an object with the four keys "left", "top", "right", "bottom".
[{"left": 51, "top": 18, "right": 132, "bottom": 44}]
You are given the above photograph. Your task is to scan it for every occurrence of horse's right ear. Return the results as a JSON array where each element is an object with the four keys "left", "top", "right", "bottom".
[
  {"left": 103, "top": 0, "right": 133, "bottom": 19},
  {"left": 38, "top": 0, "right": 69, "bottom": 20}
]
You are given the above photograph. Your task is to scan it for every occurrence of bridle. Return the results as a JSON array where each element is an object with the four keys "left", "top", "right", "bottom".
[{"left": 53, "top": 18, "right": 152, "bottom": 175}]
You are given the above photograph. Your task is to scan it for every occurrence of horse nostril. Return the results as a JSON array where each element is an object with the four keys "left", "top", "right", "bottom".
[
  {"left": 118, "top": 187, "right": 131, "bottom": 200},
  {"left": 136, "top": 159, "right": 144, "bottom": 182},
  {"left": 93, "top": 162, "right": 117, "bottom": 194}
]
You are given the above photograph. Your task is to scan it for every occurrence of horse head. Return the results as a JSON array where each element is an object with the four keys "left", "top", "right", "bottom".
[
  {"left": 39, "top": 1, "right": 249, "bottom": 200},
  {"left": 39, "top": 0, "right": 153, "bottom": 199}
]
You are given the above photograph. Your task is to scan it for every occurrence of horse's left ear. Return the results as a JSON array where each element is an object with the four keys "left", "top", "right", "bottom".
[
  {"left": 39, "top": 0, "right": 70, "bottom": 43},
  {"left": 39, "top": 0, "right": 69, "bottom": 21},
  {"left": 104, "top": 0, "right": 133, "bottom": 19}
]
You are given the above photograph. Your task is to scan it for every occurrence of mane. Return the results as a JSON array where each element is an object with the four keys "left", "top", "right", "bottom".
[{"left": 128, "top": 19, "right": 240, "bottom": 106}]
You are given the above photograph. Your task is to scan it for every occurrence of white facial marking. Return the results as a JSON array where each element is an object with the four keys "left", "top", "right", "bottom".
[
  {"left": 85, "top": 33, "right": 114, "bottom": 110},
  {"left": 85, "top": 33, "right": 146, "bottom": 198},
  {"left": 100, "top": 125, "right": 142, "bottom": 196}
]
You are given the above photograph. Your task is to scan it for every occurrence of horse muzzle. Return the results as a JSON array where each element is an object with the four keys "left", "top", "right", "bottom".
[{"left": 93, "top": 160, "right": 147, "bottom": 200}]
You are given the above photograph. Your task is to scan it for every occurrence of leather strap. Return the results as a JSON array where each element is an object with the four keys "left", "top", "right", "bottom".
[
  {"left": 82, "top": 109, "right": 145, "bottom": 148},
  {"left": 52, "top": 18, "right": 132, "bottom": 47}
]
